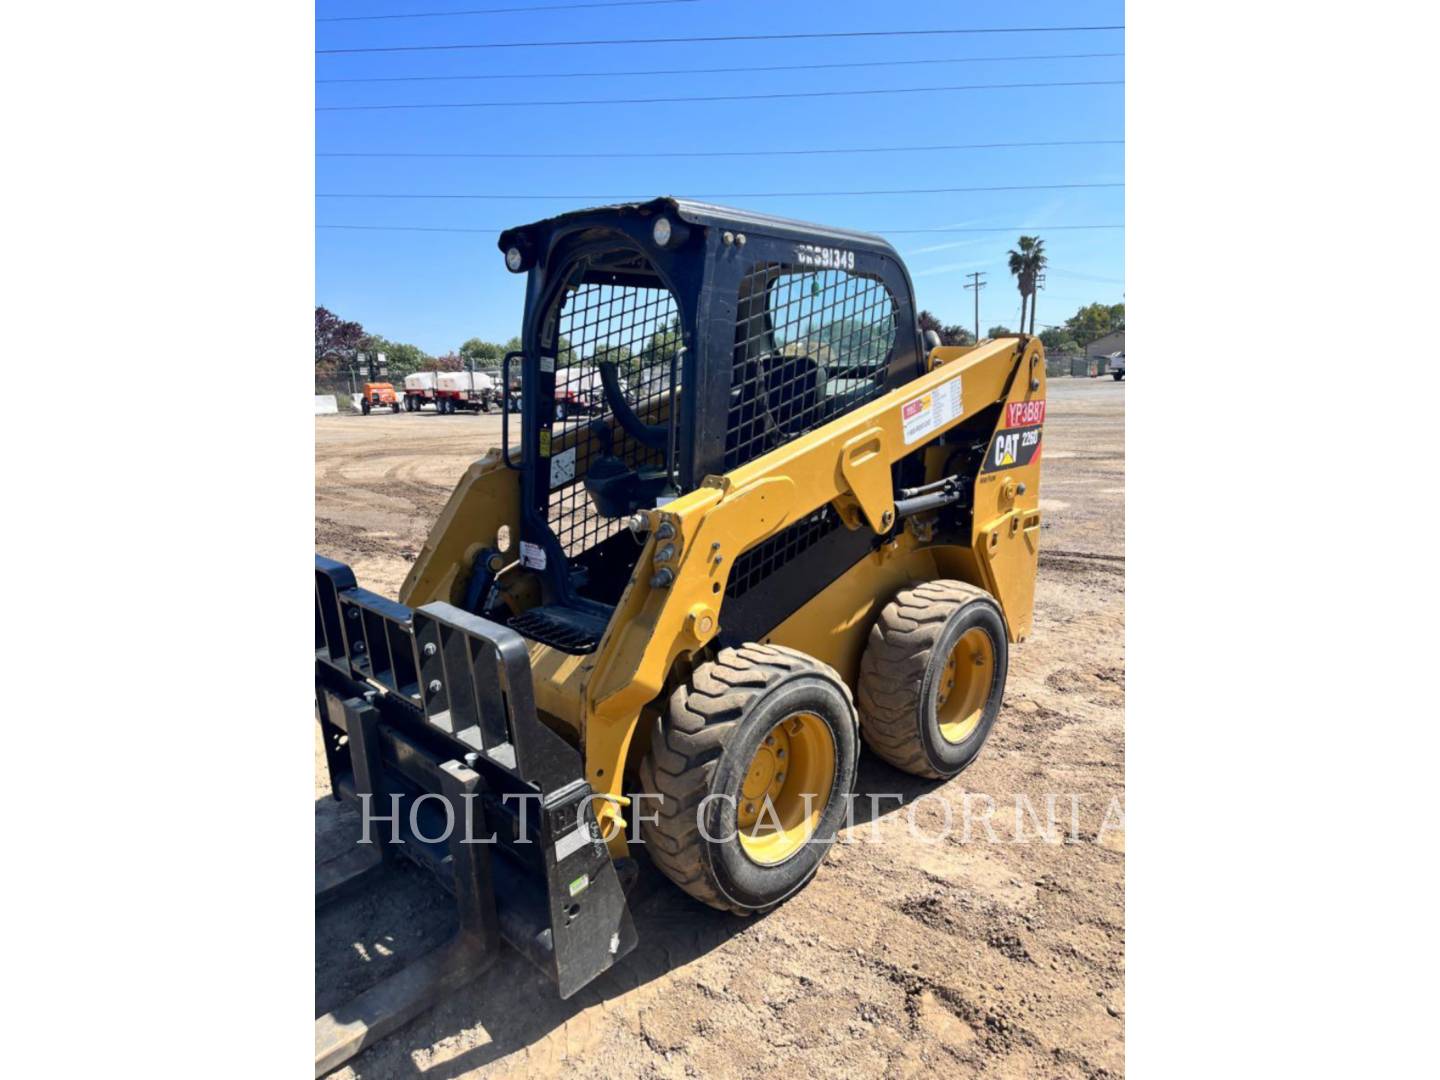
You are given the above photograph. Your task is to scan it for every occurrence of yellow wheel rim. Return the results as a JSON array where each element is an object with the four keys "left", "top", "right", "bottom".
[
  {"left": 736, "top": 712, "right": 836, "bottom": 866},
  {"left": 936, "top": 627, "right": 995, "bottom": 744}
]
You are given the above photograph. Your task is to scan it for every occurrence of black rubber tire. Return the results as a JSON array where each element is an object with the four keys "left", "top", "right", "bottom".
[
  {"left": 391, "top": 402, "right": 400, "bottom": 413},
  {"left": 1113, "top": 372, "right": 1124, "bottom": 381},
  {"left": 640, "top": 643, "right": 859, "bottom": 914},
  {"left": 857, "top": 580, "right": 1009, "bottom": 780}
]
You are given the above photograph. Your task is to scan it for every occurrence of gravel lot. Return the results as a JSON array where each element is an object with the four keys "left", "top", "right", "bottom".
[{"left": 315, "top": 374, "right": 1125, "bottom": 1079}]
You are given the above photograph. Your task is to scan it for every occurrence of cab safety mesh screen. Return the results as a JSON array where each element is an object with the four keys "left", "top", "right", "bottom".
[
  {"left": 547, "top": 280, "right": 680, "bottom": 557},
  {"left": 726, "top": 265, "right": 896, "bottom": 471}
]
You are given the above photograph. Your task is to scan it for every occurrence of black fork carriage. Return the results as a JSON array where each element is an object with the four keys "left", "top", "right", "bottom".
[{"left": 313, "top": 555, "right": 636, "bottom": 1076}]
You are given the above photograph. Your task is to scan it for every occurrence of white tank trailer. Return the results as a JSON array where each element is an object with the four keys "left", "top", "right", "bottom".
[
  {"left": 402, "top": 372, "right": 437, "bottom": 412},
  {"left": 434, "top": 369, "right": 500, "bottom": 414}
]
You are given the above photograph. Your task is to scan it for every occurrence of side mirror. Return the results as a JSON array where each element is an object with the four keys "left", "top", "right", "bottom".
[{"left": 922, "top": 329, "right": 942, "bottom": 353}]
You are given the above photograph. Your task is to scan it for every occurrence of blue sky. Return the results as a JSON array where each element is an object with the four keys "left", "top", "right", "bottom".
[{"left": 316, "top": 0, "right": 1124, "bottom": 354}]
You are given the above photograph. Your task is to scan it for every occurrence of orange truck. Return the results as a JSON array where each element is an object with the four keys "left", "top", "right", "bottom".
[{"left": 359, "top": 382, "right": 400, "bottom": 415}]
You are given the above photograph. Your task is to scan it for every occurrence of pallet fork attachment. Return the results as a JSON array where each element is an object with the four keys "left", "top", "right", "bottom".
[{"left": 314, "top": 556, "right": 638, "bottom": 1076}]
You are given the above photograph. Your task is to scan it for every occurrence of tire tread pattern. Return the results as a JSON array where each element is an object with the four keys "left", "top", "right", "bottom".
[
  {"left": 639, "top": 643, "right": 852, "bottom": 914},
  {"left": 857, "top": 579, "right": 994, "bottom": 779}
]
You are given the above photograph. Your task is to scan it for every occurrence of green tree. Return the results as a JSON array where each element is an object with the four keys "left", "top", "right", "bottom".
[
  {"left": 459, "top": 337, "right": 505, "bottom": 370},
  {"left": 917, "top": 310, "right": 974, "bottom": 348},
  {"left": 1062, "top": 302, "right": 1125, "bottom": 347},
  {"left": 365, "top": 336, "right": 432, "bottom": 380},
  {"left": 1007, "top": 236, "right": 1047, "bottom": 336},
  {"left": 315, "top": 306, "right": 367, "bottom": 379},
  {"left": 988, "top": 325, "right": 1015, "bottom": 338},
  {"left": 637, "top": 318, "right": 682, "bottom": 390},
  {"left": 1040, "top": 327, "right": 1079, "bottom": 353}
]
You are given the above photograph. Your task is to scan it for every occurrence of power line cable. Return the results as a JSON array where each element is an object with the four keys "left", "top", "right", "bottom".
[
  {"left": 317, "top": 182, "right": 1123, "bottom": 200},
  {"left": 317, "top": 78, "right": 1122, "bottom": 110},
  {"left": 317, "top": 138, "right": 1123, "bottom": 159},
  {"left": 316, "top": 223, "right": 1125, "bottom": 236},
  {"left": 316, "top": 25, "right": 1126, "bottom": 54},
  {"left": 318, "top": 138, "right": 1123, "bottom": 159},
  {"left": 316, "top": 50, "right": 1123, "bottom": 83},
  {"left": 318, "top": 0, "right": 700, "bottom": 22},
  {"left": 1043, "top": 266, "right": 1126, "bottom": 285}
]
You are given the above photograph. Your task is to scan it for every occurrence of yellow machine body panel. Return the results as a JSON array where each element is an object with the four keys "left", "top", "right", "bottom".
[
  {"left": 578, "top": 336, "right": 1045, "bottom": 849},
  {"left": 400, "top": 448, "right": 522, "bottom": 610},
  {"left": 396, "top": 337, "right": 1045, "bottom": 852}
]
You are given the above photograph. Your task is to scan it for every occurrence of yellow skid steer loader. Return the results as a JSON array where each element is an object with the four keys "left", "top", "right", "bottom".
[{"left": 314, "top": 197, "right": 1044, "bottom": 1073}]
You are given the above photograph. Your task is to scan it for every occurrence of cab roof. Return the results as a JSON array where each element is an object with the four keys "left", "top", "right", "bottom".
[{"left": 496, "top": 196, "right": 904, "bottom": 263}]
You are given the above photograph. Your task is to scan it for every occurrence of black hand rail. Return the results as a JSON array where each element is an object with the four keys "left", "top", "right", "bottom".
[{"left": 502, "top": 350, "right": 523, "bottom": 470}]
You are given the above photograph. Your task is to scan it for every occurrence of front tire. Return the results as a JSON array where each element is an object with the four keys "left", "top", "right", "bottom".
[
  {"left": 1113, "top": 371, "right": 1124, "bottom": 381},
  {"left": 857, "top": 581, "right": 1008, "bottom": 779},
  {"left": 640, "top": 644, "right": 859, "bottom": 914}
]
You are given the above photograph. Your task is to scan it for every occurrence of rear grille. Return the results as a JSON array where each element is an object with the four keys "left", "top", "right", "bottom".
[
  {"left": 725, "top": 507, "right": 842, "bottom": 599},
  {"left": 726, "top": 263, "right": 896, "bottom": 471}
]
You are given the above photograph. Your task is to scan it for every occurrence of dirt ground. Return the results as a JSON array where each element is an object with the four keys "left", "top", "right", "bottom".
[{"left": 315, "top": 375, "right": 1125, "bottom": 1079}]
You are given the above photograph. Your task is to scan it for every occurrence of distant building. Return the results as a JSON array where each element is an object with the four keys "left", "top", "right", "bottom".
[{"left": 1084, "top": 330, "right": 1126, "bottom": 358}]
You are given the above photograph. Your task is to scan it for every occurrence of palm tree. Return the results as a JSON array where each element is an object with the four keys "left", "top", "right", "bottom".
[{"left": 1007, "top": 236, "right": 1047, "bottom": 336}]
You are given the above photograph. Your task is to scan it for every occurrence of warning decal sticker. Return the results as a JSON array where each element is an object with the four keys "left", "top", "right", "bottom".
[
  {"left": 981, "top": 424, "right": 1043, "bottom": 473},
  {"left": 519, "top": 540, "right": 547, "bottom": 570},
  {"left": 901, "top": 375, "right": 963, "bottom": 445}
]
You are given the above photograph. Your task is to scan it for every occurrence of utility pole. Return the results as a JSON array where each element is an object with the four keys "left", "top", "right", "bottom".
[
  {"left": 964, "top": 271, "right": 986, "bottom": 342},
  {"left": 1031, "top": 271, "right": 1046, "bottom": 336}
]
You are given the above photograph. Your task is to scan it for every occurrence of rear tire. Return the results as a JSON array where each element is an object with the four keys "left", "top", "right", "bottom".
[
  {"left": 640, "top": 644, "right": 859, "bottom": 914},
  {"left": 857, "top": 581, "right": 1008, "bottom": 779},
  {"left": 1113, "top": 371, "right": 1124, "bottom": 381}
]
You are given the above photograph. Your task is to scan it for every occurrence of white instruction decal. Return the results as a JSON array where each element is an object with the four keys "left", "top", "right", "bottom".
[
  {"left": 519, "top": 540, "right": 547, "bottom": 570},
  {"left": 555, "top": 822, "right": 592, "bottom": 863},
  {"left": 539, "top": 355, "right": 555, "bottom": 374},
  {"left": 550, "top": 446, "right": 577, "bottom": 488},
  {"left": 901, "top": 376, "right": 963, "bottom": 445}
]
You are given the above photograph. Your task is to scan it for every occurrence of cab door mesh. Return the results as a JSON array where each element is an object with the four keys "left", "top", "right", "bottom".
[
  {"left": 727, "top": 265, "right": 897, "bottom": 470},
  {"left": 546, "top": 280, "right": 681, "bottom": 557}
]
